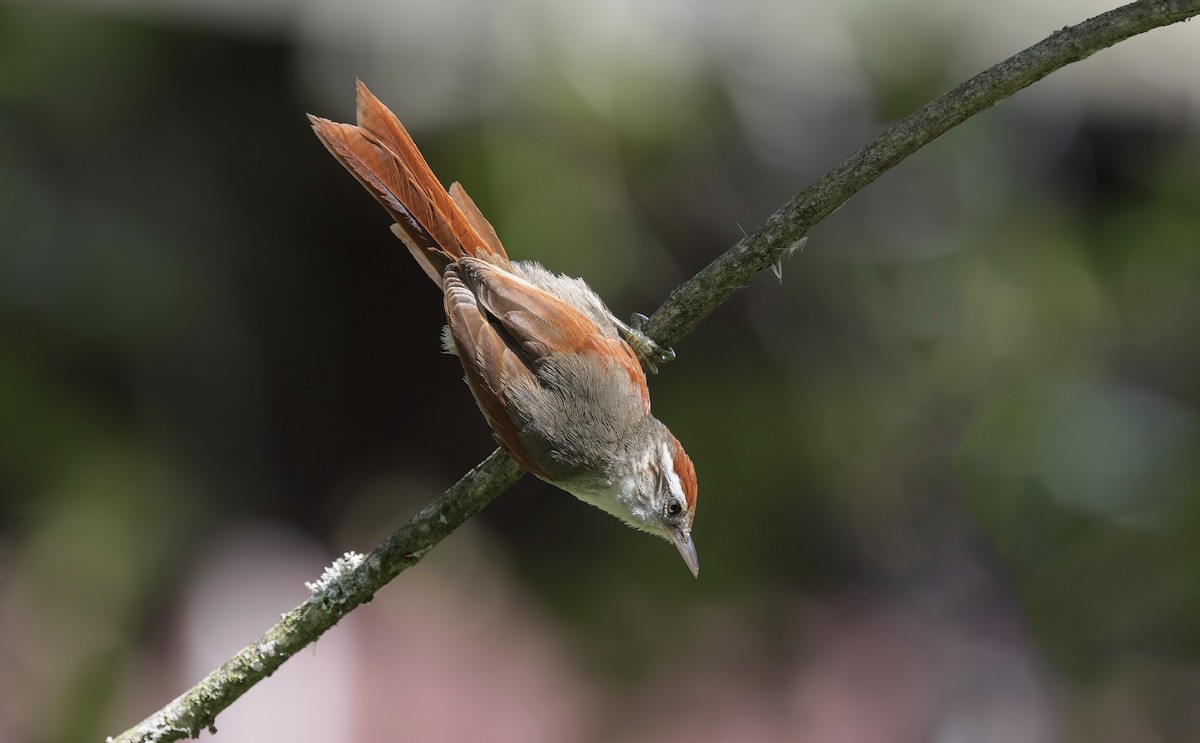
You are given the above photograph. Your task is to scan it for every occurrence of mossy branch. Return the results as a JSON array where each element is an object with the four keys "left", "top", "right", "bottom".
[{"left": 110, "top": 2, "right": 1200, "bottom": 740}]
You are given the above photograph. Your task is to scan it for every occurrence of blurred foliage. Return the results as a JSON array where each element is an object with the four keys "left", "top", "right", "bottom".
[{"left": 1, "top": 1, "right": 1199, "bottom": 741}]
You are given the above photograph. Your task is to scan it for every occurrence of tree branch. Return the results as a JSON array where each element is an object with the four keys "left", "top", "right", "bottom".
[
  {"left": 109, "top": 450, "right": 525, "bottom": 743},
  {"left": 644, "top": 0, "right": 1200, "bottom": 348},
  {"left": 110, "top": 2, "right": 1199, "bottom": 740}
]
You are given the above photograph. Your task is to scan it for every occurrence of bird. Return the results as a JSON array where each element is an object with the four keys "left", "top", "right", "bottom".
[{"left": 308, "top": 82, "right": 699, "bottom": 576}]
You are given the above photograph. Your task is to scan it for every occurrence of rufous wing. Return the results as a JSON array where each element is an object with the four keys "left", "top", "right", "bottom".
[
  {"left": 442, "top": 267, "right": 545, "bottom": 475},
  {"left": 452, "top": 257, "right": 650, "bottom": 414}
]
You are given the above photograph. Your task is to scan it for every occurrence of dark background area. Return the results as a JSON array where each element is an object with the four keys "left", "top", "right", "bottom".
[{"left": 2, "top": 2, "right": 1199, "bottom": 741}]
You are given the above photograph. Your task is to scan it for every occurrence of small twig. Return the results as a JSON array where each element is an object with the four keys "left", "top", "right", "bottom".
[{"left": 109, "top": 2, "right": 1200, "bottom": 740}]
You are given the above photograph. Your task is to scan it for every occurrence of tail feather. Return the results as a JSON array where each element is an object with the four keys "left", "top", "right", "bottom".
[
  {"left": 449, "top": 182, "right": 507, "bottom": 258},
  {"left": 308, "top": 81, "right": 509, "bottom": 285}
]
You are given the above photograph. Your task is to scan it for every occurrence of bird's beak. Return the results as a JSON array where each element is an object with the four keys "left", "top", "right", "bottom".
[{"left": 670, "top": 529, "right": 699, "bottom": 578}]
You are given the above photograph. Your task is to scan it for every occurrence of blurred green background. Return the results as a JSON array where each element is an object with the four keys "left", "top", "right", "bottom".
[{"left": 2, "top": 0, "right": 1199, "bottom": 741}]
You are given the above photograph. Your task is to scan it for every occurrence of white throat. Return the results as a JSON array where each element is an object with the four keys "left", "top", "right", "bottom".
[{"left": 556, "top": 442, "right": 679, "bottom": 537}]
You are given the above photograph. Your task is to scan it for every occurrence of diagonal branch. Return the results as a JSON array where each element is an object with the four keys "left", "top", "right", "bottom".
[
  {"left": 644, "top": 0, "right": 1200, "bottom": 349},
  {"left": 110, "top": 450, "right": 526, "bottom": 743},
  {"left": 110, "top": 2, "right": 1200, "bottom": 740}
]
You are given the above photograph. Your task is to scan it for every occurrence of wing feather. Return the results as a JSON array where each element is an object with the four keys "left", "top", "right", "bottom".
[
  {"left": 455, "top": 258, "right": 650, "bottom": 413},
  {"left": 442, "top": 267, "right": 546, "bottom": 475}
]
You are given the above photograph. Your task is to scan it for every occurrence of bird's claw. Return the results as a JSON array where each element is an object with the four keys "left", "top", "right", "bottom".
[{"left": 619, "top": 312, "right": 676, "bottom": 374}]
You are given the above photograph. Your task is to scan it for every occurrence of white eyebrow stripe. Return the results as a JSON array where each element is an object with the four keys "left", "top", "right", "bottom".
[{"left": 660, "top": 441, "right": 685, "bottom": 503}]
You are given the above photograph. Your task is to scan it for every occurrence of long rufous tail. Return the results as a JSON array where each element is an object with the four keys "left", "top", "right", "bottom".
[{"left": 308, "top": 80, "right": 508, "bottom": 285}]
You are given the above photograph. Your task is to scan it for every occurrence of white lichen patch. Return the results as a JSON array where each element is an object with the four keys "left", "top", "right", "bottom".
[
  {"left": 305, "top": 551, "right": 366, "bottom": 605},
  {"left": 249, "top": 640, "right": 277, "bottom": 672},
  {"left": 112, "top": 701, "right": 181, "bottom": 743}
]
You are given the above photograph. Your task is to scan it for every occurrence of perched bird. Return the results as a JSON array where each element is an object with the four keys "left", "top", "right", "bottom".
[{"left": 309, "top": 82, "right": 698, "bottom": 576}]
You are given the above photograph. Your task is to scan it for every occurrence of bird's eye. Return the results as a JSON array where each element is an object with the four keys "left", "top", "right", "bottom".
[{"left": 666, "top": 498, "right": 683, "bottom": 517}]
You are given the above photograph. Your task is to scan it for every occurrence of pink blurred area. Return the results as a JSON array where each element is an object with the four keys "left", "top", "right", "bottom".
[
  {"left": 109, "top": 528, "right": 598, "bottom": 742},
  {"left": 23, "top": 528, "right": 1057, "bottom": 743}
]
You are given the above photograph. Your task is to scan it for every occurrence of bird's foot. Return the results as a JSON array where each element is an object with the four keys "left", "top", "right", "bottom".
[{"left": 616, "top": 313, "right": 676, "bottom": 374}]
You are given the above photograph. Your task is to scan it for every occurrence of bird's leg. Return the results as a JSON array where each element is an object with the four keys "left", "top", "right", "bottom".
[{"left": 614, "top": 312, "right": 676, "bottom": 374}]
